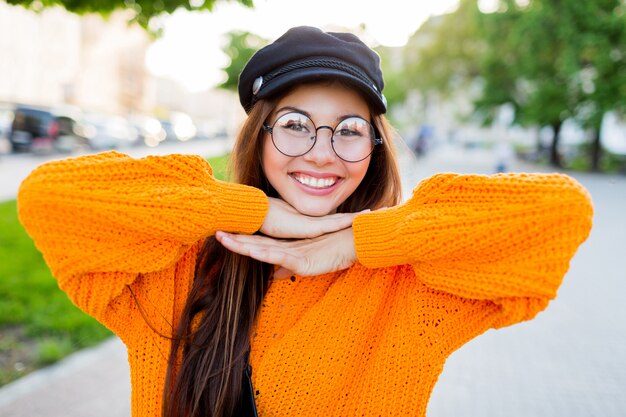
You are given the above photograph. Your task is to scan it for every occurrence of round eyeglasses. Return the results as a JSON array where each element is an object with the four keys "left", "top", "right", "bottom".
[{"left": 262, "top": 112, "right": 383, "bottom": 163}]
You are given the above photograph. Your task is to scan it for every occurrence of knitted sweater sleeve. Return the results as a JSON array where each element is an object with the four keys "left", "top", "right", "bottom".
[
  {"left": 17, "top": 151, "right": 268, "bottom": 316},
  {"left": 352, "top": 173, "right": 593, "bottom": 328}
]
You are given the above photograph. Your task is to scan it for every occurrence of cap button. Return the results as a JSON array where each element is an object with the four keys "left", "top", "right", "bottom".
[{"left": 252, "top": 76, "right": 264, "bottom": 95}]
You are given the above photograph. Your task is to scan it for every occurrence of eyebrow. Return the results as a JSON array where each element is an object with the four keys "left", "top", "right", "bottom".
[{"left": 274, "top": 106, "right": 369, "bottom": 123}]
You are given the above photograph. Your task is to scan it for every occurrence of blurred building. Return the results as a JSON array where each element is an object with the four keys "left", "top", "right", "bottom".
[
  {"left": 154, "top": 77, "right": 245, "bottom": 138},
  {"left": 0, "top": 3, "right": 154, "bottom": 115}
]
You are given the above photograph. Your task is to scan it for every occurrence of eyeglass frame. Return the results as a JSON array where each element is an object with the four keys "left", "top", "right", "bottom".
[{"left": 262, "top": 112, "right": 384, "bottom": 163}]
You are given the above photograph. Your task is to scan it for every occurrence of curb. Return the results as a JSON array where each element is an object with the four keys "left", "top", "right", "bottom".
[{"left": 0, "top": 337, "right": 127, "bottom": 405}]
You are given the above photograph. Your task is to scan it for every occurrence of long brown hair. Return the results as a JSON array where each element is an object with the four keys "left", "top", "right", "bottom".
[{"left": 162, "top": 83, "right": 402, "bottom": 417}]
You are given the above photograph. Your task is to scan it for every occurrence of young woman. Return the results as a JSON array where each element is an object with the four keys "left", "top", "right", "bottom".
[{"left": 17, "top": 26, "right": 593, "bottom": 417}]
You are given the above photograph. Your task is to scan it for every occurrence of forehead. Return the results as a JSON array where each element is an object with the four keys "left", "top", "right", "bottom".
[{"left": 273, "top": 82, "right": 371, "bottom": 122}]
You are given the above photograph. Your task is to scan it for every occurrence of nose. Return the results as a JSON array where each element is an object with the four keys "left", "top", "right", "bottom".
[{"left": 303, "top": 126, "right": 337, "bottom": 165}]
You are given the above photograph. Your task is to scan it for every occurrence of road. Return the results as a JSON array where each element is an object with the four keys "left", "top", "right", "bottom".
[{"left": 0, "top": 141, "right": 624, "bottom": 416}]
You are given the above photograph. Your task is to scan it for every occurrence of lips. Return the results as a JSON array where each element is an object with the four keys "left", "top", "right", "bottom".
[{"left": 290, "top": 173, "right": 340, "bottom": 189}]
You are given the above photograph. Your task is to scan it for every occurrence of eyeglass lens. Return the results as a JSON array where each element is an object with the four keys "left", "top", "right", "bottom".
[{"left": 270, "top": 112, "right": 377, "bottom": 162}]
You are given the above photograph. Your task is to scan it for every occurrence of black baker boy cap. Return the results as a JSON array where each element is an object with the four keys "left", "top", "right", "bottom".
[{"left": 238, "top": 26, "right": 387, "bottom": 114}]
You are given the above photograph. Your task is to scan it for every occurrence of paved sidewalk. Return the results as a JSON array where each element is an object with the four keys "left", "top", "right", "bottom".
[
  {"left": 1, "top": 142, "right": 624, "bottom": 417},
  {"left": 0, "top": 338, "right": 129, "bottom": 417}
]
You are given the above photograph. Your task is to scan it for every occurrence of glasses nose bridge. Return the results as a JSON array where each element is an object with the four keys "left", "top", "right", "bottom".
[
  {"left": 314, "top": 124, "right": 335, "bottom": 141},
  {"left": 304, "top": 124, "right": 336, "bottom": 162}
]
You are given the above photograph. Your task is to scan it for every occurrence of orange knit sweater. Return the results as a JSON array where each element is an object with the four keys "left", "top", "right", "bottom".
[{"left": 17, "top": 151, "right": 593, "bottom": 417}]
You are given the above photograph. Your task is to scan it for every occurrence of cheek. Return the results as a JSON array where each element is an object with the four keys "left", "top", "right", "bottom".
[{"left": 347, "top": 158, "right": 370, "bottom": 188}]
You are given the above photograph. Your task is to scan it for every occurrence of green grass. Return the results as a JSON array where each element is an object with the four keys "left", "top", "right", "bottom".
[
  {"left": 207, "top": 153, "right": 231, "bottom": 181},
  {"left": 0, "top": 152, "right": 231, "bottom": 386},
  {"left": 0, "top": 199, "right": 112, "bottom": 385}
]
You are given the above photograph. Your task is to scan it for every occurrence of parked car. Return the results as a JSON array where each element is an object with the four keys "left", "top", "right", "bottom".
[
  {"left": 0, "top": 104, "right": 13, "bottom": 154},
  {"left": 79, "top": 113, "right": 140, "bottom": 150},
  {"left": 158, "top": 119, "right": 178, "bottom": 142},
  {"left": 127, "top": 115, "right": 166, "bottom": 147},
  {"left": 8, "top": 105, "right": 86, "bottom": 153},
  {"left": 158, "top": 113, "right": 198, "bottom": 143},
  {"left": 0, "top": 103, "right": 13, "bottom": 140}
]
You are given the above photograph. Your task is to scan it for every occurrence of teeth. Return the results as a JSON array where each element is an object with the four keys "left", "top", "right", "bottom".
[{"left": 293, "top": 174, "right": 337, "bottom": 189}]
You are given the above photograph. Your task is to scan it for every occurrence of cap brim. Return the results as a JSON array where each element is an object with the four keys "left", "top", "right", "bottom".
[{"left": 255, "top": 68, "right": 387, "bottom": 114}]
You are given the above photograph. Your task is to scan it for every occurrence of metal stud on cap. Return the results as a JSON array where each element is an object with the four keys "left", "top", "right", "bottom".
[{"left": 252, "top": 76, "right": 263, "bottom": 95}]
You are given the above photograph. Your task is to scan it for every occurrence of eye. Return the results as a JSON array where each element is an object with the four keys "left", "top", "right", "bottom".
[
  {"left": 336, "top": 127, "right": 361, "bottom": 137},
  {"left": 335, "top": 118, "right": 370, "bottom": 138},
  {"left": 275, "top": 112, "right": 314, "bottom": 136},
  {"left": 284, "top": 122, "right": 308, "bottom": 132}
]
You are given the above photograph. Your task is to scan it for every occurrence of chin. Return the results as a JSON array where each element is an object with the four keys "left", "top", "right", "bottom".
[{"left": 291, "top": 200, "right": 339, "bottom": 217}]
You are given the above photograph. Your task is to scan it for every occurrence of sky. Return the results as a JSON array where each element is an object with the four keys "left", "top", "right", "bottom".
[{"left": 145, "top": 0, "right": 460, "bottom": 92}]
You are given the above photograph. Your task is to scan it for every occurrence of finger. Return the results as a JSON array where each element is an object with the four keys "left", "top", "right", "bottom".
[
  {"left": 300, "top": 212, "right": 360, "bottom": 238},
  {"left": 217, "top": 231, "right": 284, "bottom": 246},
  {"left": 216, "top": 232, "right": 295, "bottom": 267},
  {"left": 216, "top": 231, "right": 255, "bottom": 257},
  {"left": 248, "top": 247, "right": 301, "bottom": 272},
  {"left": 317, "top": 209, "right": 370, "bottom": 225},
  {"left": 228, "top": 233, "right": 323, "bottom": 258}
]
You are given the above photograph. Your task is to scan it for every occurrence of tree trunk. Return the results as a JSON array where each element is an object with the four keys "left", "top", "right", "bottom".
[
  {"left": 590, "top": 125, "right": 602, "bottom": 172},
  {"left": 535, "top": 127, "right": 544, "bottom": 159},
  {"left": 550, "top": 121, "right": 562, "bottom": 168}
]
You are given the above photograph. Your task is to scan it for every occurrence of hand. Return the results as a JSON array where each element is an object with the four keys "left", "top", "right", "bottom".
[
  {"left": 215, "top": 227, "right": 357, "bottom": 278},
  {"left": 260, "top": 197, "right": 363, "bottom": 239}
]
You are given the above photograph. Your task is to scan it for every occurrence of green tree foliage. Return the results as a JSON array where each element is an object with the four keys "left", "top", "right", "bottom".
[
  {"left": 476, "top": 0, "right": 626, "bottom": 169},
  {"left": 219, "top": 30, "right": 268, "bottom": 92},
  {"left": 375, "top": 45, "right": 410, "bottom": 111},
  {"left": 403, "top": 0, "right": 484, "bottom": 98},
  {"left": 475, "top": 0, "right": 583, "bottom": 167},
  {"left": 5, "top": 0, "right": 254, "bottom": 31},
  {"left": 403, "top": 0, "right": 626, "bottom": 170},
  {"left": 573, "top": 0, "right": 626, "bottom": 170}
]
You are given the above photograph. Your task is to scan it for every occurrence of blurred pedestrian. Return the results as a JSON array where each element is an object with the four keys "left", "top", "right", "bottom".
[
  {"left": 412, "top": 124, "right": 433, "bottom": 157},
  {"left": 18, "top": 26, "right": 593, "bottom": 417},
  {"left": 494, "top": 140, "right": 515, "bottom": 173}
]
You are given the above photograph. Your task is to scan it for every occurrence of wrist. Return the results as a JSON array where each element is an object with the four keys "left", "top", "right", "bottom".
[
  {"left": 338, "top": 226, "right": 357, "bottom": 268},
  {"left": 214, "top": 180, "right": 269, "bottom": 234},
  {"left": 353, "top": 207, "right": 406, "bottom": 268}
]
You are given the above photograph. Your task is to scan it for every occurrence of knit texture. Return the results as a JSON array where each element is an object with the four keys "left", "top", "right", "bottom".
[{"left": 17, "top": 151, "right": 593, "bottom": 417}]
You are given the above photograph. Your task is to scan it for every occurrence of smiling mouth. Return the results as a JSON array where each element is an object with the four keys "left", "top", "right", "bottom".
[{"left": 291, "top": 173, "right": 340, "bottom": 189}]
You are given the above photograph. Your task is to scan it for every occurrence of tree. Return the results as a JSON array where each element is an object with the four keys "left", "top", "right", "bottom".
[
  {"left": 401, "top": 0, "right": 626, "bottom": 170},
  {"left": 399, "top": 0, "right": 487, "bottom": 133},
  {"left": 5, "top": 0, "right": 253, "bottom": 32},
  {"left": 403, "top": 0, "right": 485, "bottom": 98},
  {"left": 571, "top": 0, "right": 626, "bottom": 171},
  {"left": 373, "top": 45, "right": 410, "bottom": 112},
  {"left": 475, "top": 0, "right": 626, "bottom": 169},
  {"left": 219, "top": 31, "right": 268, "bottom": 92},
  {"left": 475, "top": 0, "right": 583, "bottom": 167}
]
